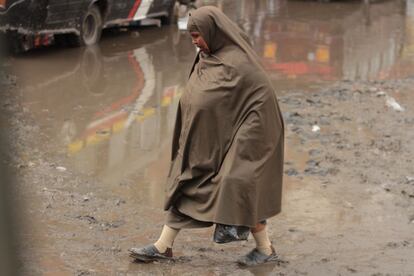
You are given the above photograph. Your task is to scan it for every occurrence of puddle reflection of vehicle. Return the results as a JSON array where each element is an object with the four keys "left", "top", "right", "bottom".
[
  {"left": 213, "top": 0, "right": 405, "bottom": 86},
  {"left": 66, "top": 37, "right": 188, "bottom": 178},
  {"left": 67, "top": 46, "right": 183, "bottom": 157},
  {"left": 259, "top": 1, "right": 405, "bottom": 83},
  {"left": 17, "top": 26, "right": 196, "bottom": 179},
  {"left": 80, "top": 46, "right": 105, "bottom": 96}
]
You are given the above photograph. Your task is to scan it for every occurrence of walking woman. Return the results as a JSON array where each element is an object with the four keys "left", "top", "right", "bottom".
[{"left": 129, "top": 6, "right": 284, "bottom": 266}]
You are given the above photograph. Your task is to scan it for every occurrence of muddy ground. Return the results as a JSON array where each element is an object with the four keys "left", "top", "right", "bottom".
[
  {"left": 2, "top": 0, "right": 414, "bottom": 275},
  {"left": 2, "top": 70, "right": 414, "bottom": 275}
]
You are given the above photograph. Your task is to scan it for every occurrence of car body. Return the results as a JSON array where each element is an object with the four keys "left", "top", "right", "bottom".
[{"left": 0, "top": 0, "right": 191, "bottom": 52}]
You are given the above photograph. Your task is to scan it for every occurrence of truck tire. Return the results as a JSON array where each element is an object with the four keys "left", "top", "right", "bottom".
[
  {"left": 8, "top": 32, "right": 32, "bottom": 54},
  {"left": 71, "top": 5, "right": 103, "bottom": 46}
]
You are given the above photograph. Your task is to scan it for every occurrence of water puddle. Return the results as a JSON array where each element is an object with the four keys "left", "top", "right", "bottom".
[{"left": 216, "top": 0, "right": 412, "bottom": 89}]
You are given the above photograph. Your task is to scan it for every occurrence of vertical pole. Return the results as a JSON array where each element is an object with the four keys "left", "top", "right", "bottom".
[{"left": 0, "top": 36, "right": 19, "bottom": 276}]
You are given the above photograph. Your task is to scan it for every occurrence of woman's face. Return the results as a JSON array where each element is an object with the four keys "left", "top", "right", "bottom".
[{"left": 190, "top": 32, "right": 210, "bottom": 53}]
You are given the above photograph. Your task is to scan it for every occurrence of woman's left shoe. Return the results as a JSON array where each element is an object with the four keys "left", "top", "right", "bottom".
[
  {"left": 237, "top": 246, "right": 279, "bottom": 266},
  {"left": 213, "top": 224, "right": 250, "bottom": 244},
  {"left": 129, "top": 244, "right": 173, "bottom": 263}
]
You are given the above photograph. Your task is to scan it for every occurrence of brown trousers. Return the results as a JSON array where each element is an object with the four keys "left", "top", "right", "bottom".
[{"left": 166, "top": 207, "right": 213, "bottom": 229}]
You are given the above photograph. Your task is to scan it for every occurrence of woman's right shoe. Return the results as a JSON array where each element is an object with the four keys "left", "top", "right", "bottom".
[{"left": 129, "top": 244, "right": 173, "bottom": 263}]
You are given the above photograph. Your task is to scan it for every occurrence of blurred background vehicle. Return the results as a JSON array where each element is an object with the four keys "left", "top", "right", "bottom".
[{"left": 0, "top": 0, "right": 195, "bottom": 53}]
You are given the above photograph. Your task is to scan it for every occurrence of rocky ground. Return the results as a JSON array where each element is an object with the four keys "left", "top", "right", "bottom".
[{"left": 1, "top": 70, "right": 414, "bottom": 275}]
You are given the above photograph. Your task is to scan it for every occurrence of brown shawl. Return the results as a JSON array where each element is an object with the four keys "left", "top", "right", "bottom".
[{"left": 164, "top": 6, "right": 284, "bottom": 227}]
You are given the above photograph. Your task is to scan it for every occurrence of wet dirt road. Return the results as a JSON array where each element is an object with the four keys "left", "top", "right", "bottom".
[{"left": 1, "top": 0, "right": 414, "bottom": 275}]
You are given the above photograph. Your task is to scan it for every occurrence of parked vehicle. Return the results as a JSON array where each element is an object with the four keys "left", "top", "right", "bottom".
[{"left": 0, "top": 0, "right": 192, "bottom": 52}]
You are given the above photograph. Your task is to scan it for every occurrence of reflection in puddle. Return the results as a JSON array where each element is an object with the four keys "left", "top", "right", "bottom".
[
  {"left": 13, "top": 27, "right": 196, "bottom": 206},
  {"left": 209, "top": 0, "right": 411, "bottom": 89}
]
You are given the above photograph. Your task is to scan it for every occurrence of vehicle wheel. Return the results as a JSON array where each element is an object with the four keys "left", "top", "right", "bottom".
[
  {"left": 71, "top": 5, "right": 103, "bottom": 46},
  {"left": 8, "top": 33, "right": 31, "bottom": 54},
  {"left": 9, "top": 38, "right": 24, "bottom": 54},
  {"left": 161, "top": 0, "right": 178, "bottom": 25}
]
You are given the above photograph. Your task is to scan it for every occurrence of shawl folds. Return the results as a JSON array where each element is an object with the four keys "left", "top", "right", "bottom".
[{"left": 164, "top": 6, "right": 284, "bottom": 227}]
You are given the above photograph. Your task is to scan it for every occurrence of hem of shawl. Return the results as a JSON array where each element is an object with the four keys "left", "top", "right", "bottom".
[{"left": 177, "top": 204, "right": 281, "bottom": 228}]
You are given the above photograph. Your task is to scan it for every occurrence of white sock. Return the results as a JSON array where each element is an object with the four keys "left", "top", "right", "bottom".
[
  {"left": 252, "top": 227, "right": 272, "bottom": 255},
  {"left": 154, "top": 225, "right": 180, "bottom": 253}
]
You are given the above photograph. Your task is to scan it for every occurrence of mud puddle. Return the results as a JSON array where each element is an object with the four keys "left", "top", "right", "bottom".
[{"left": 2, "top": 0, "right": 414, "bottom": 275}]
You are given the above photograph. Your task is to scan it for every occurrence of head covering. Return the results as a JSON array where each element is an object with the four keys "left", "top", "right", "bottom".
[
  {"left": 187, "top": 6, "right": 264, "bottom": 71},
  {"left": 165, "top": 6, "right": 284, "bottom": 228}
]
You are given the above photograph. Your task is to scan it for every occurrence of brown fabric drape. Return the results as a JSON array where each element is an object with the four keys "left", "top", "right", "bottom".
[{"left": 164, "top": 6, "right": 284, "bottom": 228}]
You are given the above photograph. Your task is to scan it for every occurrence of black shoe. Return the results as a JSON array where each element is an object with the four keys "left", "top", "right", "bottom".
[
  {"left": 129, "top": 244, "right": 173, "bottom": 263},
  {"left": 213, "top": 224, "right": 250, "bottom": 244},
  {"left": 237, "top": 246, "right": 280, "bottom": 266}
]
